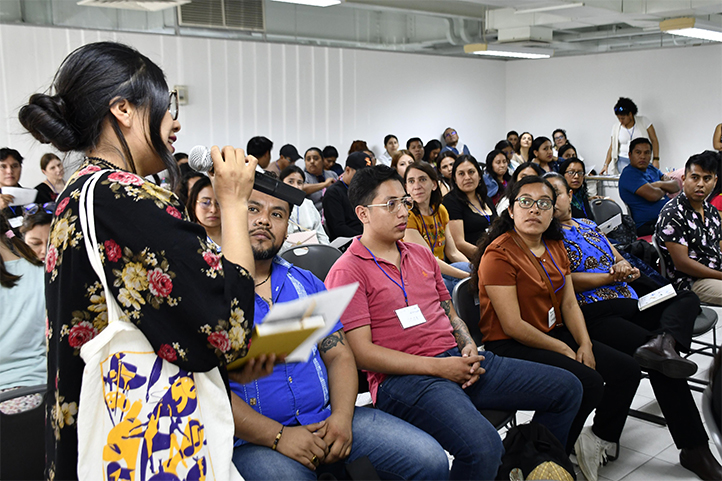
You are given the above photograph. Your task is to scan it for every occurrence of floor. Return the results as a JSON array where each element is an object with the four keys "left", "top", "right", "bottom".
[{"left": 510, "top": 308, "right": 722, "bottom": 481}]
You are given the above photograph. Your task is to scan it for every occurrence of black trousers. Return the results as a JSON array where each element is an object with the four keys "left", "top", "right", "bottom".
[
  {"left": 580, "top": 290, "right": 707, "bottom": 450},
  {"left": 487, "top": 329, "right": 640, "bottom": 453}
]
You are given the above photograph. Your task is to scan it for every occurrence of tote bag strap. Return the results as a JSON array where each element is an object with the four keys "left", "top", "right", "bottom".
[{"left": 78, "top": 170, "right": 123, "bottom": 325}]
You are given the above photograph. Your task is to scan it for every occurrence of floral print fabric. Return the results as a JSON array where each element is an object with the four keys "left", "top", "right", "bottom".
[
  {"left": 656, "top": 193, "right": 722, "bottom": 291},
  {"left": 45, "top": 159, "right": 254, "bottom": 480}
]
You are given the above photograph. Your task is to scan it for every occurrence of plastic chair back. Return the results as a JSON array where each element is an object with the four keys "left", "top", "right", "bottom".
[
  {"left": 589, "top": 198, "right": 623, "bottom": 225},
  {"left": 281, "top": 244, "right": 343, "bottom": 281},
  {"left": 451, "top": 277, "right": 484, "bottom": 346},
  {"left": 0, "top": 385, "right": 46, "bottom": 480}
]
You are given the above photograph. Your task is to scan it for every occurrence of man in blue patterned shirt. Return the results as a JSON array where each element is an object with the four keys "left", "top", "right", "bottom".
[
  {"left": 656, "top": 151, "right": 722, "bottom": 306},
  {"left": 228, "top": 188, "right": 449, "bottom": 480}
]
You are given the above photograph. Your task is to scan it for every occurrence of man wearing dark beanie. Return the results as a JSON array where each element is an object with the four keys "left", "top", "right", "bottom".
[{"left": 323, "top": 151, "right": 372, "bottom": 241}]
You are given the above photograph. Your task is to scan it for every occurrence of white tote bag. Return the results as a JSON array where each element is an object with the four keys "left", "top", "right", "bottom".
[{"left": 75, "top": 171, "right": 242, "bottom": 481}]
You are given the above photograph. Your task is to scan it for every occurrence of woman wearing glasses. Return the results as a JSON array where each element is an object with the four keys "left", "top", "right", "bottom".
[
  {"left": 404, "top": 162, "right": 470, "bottom": 295},
  {"left": 558, "top": 157, "right": 595, "bottom": 221},
  {"left": 187, "top": 176, "right": 222, "bottom": 246},
  {"left": 473, "top": 176, "right": 639, "bottom": 475},
  {"left": 601, "top": 97, "right": 659, "bottom": 175},
  {"left": 18, "top": 42, "right": 259, "bottom": 479}
]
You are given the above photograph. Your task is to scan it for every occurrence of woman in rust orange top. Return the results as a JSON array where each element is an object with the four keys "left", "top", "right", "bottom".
[{"left": 472, "top": 175, "right": 640, "bottom": 481}]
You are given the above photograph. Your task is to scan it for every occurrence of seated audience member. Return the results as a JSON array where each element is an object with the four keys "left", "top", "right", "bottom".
[
  {"left": 404, "top": 162, "right": 471, "bottom": 295},
  {"left": 323, "top": 152, "right": 372, "bottom": 241},
  {"left": 484, "top": 149, "right": 511, "bottom": 205},
  {"left": 174, "top": 151, "right": 191, "bottom": 176},
  {"left": 406, "top": 137, "right": 424, "bottom": 161},
  {"left": 546, "top": 173, "right": 721, "bottom": 481},
  {"left": 714, "top": 123, "right": 722, "bottom": 151},
  {"left": 435, "top": 150, "right": 457, "bottom": 197},
  {"left": 230, "top": 188, "right": 449, "bottom": 481},
  {"left": 707, "top": 153, "right": 722, "bottom": 211},
  {"left": 423, "top": 139, "right": 442, "bottom": 165},
  {"left": 377, "top": 134, "right": 399, "bottom": 167},
  {"left": 494, "top": 140, "right": 517, "bottom": 172},
  {"left": 322, "top": 145, "right": 343, "bottom": 177},
  {"left": 495, "top": 161, "right": 545, "bottom": 214},
  {"left": 657, "top": 151, "right": 722, "bottom": 306},
  {"left": 303, "top": 147, "right": 338, "bottom": 212},
  {"left": 558, "top": 158, "right": 594, "bottom": 221},
  {"left": 529, "top": 136, "right": 556, "bottom": 173},
  {"left": 558, "top": 143, "right": 578, "bottom": 161},
  {"left": 511, "top": 132, "right": 533, "bottom": 166},
  {"left": 348, "top": 140, "right": 370, "bottom": 155},
  {"left": 187, "top": 176, "right": 222, "bottom": 247},
  {"left": 175, "top": 170, "right": 205, "bottom": 208},
  {"left": 506, "top": 130, "right": 520, "bottom": 152},
  {"left": 441, "top": 127, "right": 471, "bottom": 157},
  {"left": 551, "top": 129, "right": 568, "bottom": 158},
  {"left": 247, "top": 135, "right": 273, "bottom": 169},
  {"left": 0, "top": 148, "right": 26, "bottom": 228},
  {"left": 267, "top": 144, "right": 302, "bottom": 176},
  {"left": 443, "top": 155, "right": 497, "bottom": 259},
  {"left": 474, "top": 176, "right": 640, "bottom": 476},
  {"left": 280, "top": 165, "right": 330, "bottom": 248},
  {"left": 391, "top": 149, "right": 415, "bottom": 178},
  {"left": 34, "top": 153, "right": 65, "bottom": 204},
  {"left": 0, "top": 214, "right": 46, "bottom": 415},
  {"left": 619, "top": 138, "right": 679, "bottom": 235},
  {"left": 20, "top": 208, "right": 53, "bottom": 262},
  {"left": 325, "top": 166, "right": 583, "bottom": 481}
]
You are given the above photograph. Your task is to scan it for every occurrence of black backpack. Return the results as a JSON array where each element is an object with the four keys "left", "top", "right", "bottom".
[{"left": 496, "top": 422, "right": 576, "bottom": 481}]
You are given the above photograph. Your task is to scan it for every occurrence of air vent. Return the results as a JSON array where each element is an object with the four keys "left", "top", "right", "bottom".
[
  {"left": 77, "top": 0, "right": 190, "bottom": 12},
  {"left": 178, "top": 0, "right": 265, "bottom": 32}
]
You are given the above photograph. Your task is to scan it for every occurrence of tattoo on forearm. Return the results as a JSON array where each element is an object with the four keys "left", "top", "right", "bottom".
[
  {"left": 319, "top": 330, "right": 346, "bottom": 353},
  {"left": 450, "top": 317, "right": 474, "bottom": 351},
  {"left": 441, "top": 300, "right": 451, "bottom": 318}
]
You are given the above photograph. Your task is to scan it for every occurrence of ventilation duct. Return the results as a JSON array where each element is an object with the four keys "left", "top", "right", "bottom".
[{"left": 178, "top": 0, "right": 265, "bottom": 32}]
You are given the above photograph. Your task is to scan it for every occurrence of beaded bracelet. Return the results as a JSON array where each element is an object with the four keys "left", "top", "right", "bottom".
[{"left": 271, "top": 426, "right": 285, "bottom": 451}]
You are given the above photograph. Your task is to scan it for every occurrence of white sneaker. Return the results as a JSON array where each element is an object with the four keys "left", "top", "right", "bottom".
[{"left": 574, "top": 427, "right": 611, "bottom": 481}]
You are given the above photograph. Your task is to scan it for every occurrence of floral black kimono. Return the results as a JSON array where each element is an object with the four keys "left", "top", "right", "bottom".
[{"left": 45, "top": 158, "right": 254, "bottom": 480}]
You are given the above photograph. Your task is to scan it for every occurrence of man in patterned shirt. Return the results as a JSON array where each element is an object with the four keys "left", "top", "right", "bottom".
[{"left": 656, "top": 151, "right": 722, "bottom": 305}]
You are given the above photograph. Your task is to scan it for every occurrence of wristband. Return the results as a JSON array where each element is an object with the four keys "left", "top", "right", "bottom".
[
  {"left": 653, "top": 157, "right": 660, "bottom": 160},
  {"left": 271, "top": 426, "right": 285, "bottom": 450}
]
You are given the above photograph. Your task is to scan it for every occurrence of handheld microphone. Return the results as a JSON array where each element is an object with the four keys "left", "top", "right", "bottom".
[{"left": 188, "top": 145, "right": 306, "bottom": 206}]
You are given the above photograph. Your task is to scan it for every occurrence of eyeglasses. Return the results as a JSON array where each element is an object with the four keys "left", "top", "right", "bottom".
[
  {"left": 196, "top": 199, "right": 219, "bottom": 210},
  {"left": 365, "top": 196, "right": 414, "bottom": 213},
  {"left": 564, "top": 170, "right": 584, "bottom": 178},
  {"left": 24, "top": 202, "right": 56, "bottom": 216},
  {"left": 514, "top": 197, "right": 554, "bottom": 211},
  {"left": 553, "top": 136, "right": 566, "bottom": 141},
  {"left": 168, "top": 90, "right": 179, "bottom": 120},
  {"left": 444, "top": 130, "right": 457, "bottom": 138}
]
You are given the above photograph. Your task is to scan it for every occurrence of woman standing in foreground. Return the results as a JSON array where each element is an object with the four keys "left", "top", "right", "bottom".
[{"left": 19, "top": 42, "right": 259, "bottom": 480}]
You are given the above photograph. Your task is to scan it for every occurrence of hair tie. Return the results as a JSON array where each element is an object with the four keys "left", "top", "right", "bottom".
[{"left": 5, "top": 230, "right": 15, "bottom": 239}]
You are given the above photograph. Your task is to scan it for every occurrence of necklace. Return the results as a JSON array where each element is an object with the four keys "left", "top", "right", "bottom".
[
  {"left": 86, "top": 156, "right": 110, "bottom": 164},
  {"left": 255, "top": 272, "right": 271, "bottom": 287}
]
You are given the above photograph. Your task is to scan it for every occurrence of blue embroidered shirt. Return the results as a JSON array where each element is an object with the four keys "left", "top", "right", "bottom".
[
  {"left": 229, "top": 256, "right": 343, "bottom": 446},
  {"left": 561, "top": 218, "right": 638, "bottom": 305}
]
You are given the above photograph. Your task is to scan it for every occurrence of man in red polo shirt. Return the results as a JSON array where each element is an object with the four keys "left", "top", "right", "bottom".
[{"left": 325, "top": 165, "right": 583, "bottom": 481}]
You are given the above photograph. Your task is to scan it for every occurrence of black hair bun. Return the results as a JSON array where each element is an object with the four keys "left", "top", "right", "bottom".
[{"left": 19, "top": 93, "right": 79, "bottom": 152}]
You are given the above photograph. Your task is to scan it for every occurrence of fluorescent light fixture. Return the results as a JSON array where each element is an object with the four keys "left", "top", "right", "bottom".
[
  {"left": 515, "top": 2, "right": 584, "bottom": 15},
  {"left": 464, "top": 43, "right": 553, "bottom": 59},
  {"left": 272, "top": 0, "right": 341, "bottom": 6},
  {"left": 660, "top": 17, "right": 722, "bottom": 42}
]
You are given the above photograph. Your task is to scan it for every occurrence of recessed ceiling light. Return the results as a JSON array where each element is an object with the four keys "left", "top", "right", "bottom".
[
  {"left": 660, "top": 17, "right": 722, "bottom": 43},
  {"left": 464, "top": 43, "right": 553, "bottom": 60}
]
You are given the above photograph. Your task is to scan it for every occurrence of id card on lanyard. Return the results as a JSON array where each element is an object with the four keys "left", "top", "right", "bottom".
[{"left": 361, "top": 242, "right": 427, "bottom": 330}]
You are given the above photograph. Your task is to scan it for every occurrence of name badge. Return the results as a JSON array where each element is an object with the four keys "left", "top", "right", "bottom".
[
  {"left": 548, "top": 307, "right": 556, "bottom": 328},
  {"left": 395, "top": 304, "right": 427, "bottom": 329}
]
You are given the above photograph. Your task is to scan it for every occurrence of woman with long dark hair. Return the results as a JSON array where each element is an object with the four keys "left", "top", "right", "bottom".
[
  {"left": 511, "top": 131, "right": 533, "bottom": 166},
  {"left": 558, "top": 157, "right": 594, "bottom": 220},
  {"left": 484, "top": 149, "right": 511, "bottom": 206},
  {"left": 472, "top": 175, "right": 640, "bottom": 480},
  {"left": 529, "top": 136, "right": 555, "bottom": 172},
  {"left": 494, "top": 161, "right": 545, "bottom": 214},
  {"left": 443, "top": 154, "right": 497, "bottom": 259},
  {"left": 434, "top": 150, "right": 456, "bottom": 197},
  {"left": 422, "top": 139, "right": 442, "bottom": 165},
  {"left": 18, "top": 41, "right": 258, "bottom": 479}
]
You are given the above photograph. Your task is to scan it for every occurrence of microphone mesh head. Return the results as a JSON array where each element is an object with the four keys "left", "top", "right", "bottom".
[{"left": 189, "top": 145, "right": 211, "bottom": 172}]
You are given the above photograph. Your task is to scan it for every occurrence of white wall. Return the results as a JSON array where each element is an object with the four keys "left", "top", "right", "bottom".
[
  {"left": 0, "top": 24, "right": 507, "bottom": 187},
  {"left": 505, "top": 44, "right": 722, "bottom": 172}
]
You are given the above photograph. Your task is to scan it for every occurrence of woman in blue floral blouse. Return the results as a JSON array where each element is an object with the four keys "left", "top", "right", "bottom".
[{"left": 18, "top": 42, "right": 258, "bottom": 480}]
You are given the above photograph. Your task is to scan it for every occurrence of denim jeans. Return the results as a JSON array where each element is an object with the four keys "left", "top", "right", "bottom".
[
  {"left": 617, "top": 155, "right": 630, "bottom": 174},
  {"left": 442, "top": 262, "right": 472, "bottom": 296},
  {"left": 375, "top": 349, "right": 582, "bottom": 481},
  {"left": 232, "top": 406, "right": 449, "bottom": 480}
]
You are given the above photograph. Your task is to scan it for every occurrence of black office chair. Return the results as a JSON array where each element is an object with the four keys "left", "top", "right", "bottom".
[
  {"left": 589, "top": 198, "right": 623, "bottom": 225},
  {"left": 0, "top": 385, "right": 46, "bottom": 480},
  {"left": 280, "top": 244, "right": 343, "bottom": 281},
  {"left": 452, "top": 277, "right": 516, "bottom": 431}
]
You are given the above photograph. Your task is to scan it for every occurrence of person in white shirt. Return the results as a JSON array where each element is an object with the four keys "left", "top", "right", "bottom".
[{"left": 601, "top": 97, "right": 660, "bottom": 175}]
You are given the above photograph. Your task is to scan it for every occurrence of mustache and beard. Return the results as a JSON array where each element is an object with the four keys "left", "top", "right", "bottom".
[{"left": 251, "top": 227, "right": 283, "bottom": 260}]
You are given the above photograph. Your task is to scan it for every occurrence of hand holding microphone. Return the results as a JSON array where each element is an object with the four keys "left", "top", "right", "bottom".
[{"left": 198, "top": 145, "right": 257, "bottom": 209}]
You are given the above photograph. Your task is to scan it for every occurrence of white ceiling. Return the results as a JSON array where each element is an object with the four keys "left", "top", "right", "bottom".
[{"left": 2, "top": 0, "right": 722, "bottom": 59}]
